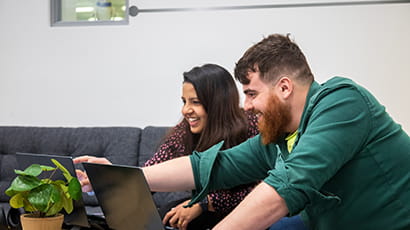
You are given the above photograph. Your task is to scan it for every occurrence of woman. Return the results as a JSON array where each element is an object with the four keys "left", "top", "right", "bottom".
[
  {"left": 144, "top": 64, "right": 259, "bottom": 230},
  {"left": 75, "top": 64, "right": 259, "bottom": 230}
]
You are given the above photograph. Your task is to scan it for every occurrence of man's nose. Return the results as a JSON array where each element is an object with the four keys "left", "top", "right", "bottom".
[{"left": 243, "top": 99, "right": 253, "bottom": 111}]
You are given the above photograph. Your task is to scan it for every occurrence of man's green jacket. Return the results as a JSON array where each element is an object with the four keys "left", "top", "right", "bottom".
[{"left": 189, "top": 77, "right": 410, "bottom": 230}]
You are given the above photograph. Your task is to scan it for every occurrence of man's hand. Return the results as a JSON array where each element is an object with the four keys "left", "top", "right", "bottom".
[
  {"left": 163, "top": 199, "right": 202, "bottom": 230},
  {"left": 75, "top": 169, "right": 93, "bottom": 192},
  {"left": 73, "top": 155, "right": 112, "bottom": 165},
  {"left": 73, "top": 155, "right": 112, "bottom": 192}
]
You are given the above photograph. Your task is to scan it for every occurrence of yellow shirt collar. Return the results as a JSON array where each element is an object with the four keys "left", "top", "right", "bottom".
[{"left": 285, "top": 130, "right": 298, "bottom": 153}]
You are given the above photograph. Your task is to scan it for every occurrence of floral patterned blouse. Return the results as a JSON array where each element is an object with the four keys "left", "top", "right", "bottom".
[{"left": 144, "top": 111, "right": 259, "bottom": 217}]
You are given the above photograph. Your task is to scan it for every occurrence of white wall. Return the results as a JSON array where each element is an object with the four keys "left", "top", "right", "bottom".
[{"left": 0, "top": 1, "right": 409, "bottom": 133}]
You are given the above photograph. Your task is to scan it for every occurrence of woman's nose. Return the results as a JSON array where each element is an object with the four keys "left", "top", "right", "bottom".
[{"left": 182, "top": 104, "right": 193, "bottom": 114}]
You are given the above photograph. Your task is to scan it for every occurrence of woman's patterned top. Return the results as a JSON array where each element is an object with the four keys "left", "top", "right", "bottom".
[{"left": 144, "top": 110, "right": 259, "bottom": 216}]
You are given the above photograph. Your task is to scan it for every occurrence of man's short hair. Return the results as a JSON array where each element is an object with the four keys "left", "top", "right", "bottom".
[{"left": 234, "top": 34, "right": 314, "bottom": 85}]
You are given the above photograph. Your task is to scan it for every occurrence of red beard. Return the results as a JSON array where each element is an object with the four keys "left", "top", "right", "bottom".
[{"left": 258, "top": 93, "right": 291, "bottom": 145}]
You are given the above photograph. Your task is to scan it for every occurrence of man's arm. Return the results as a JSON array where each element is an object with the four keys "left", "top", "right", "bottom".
[
  {"left": 142, "top": 156, "right": 195, "bottom": 192},
  {"left": 214, "top": 182, "right": 288, "bottom": 230}
]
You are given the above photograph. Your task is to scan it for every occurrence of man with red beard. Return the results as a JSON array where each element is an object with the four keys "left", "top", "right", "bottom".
[{"left": 80, "top": 34, "right": 410, "bottom": 230}]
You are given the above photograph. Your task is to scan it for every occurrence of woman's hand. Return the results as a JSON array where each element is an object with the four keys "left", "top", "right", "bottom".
[
  {"left": 163, "top": 199, "right": 202, "bottom": 230},
  {"left": 73, "top": 156, "right": 112, "bottom": 192}
]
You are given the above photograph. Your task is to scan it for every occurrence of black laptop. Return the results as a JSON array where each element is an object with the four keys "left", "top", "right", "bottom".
[
  {"left": 15, "top": 152, "right": 104, "bottom": 228},
  {"left": 82, "top": 162, "right": 176, "bottom": 230}
]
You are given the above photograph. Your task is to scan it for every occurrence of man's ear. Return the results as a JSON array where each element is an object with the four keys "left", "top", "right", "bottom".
[{"left": 276, "top": 77, "right": 293, "bottom": 99}]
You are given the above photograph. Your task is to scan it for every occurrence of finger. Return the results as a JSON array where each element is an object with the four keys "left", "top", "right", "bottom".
[
  {"left": 79, "top": 178, "right": 89, "bottom": 186},
  {"left": 168, "top": 214, "right": 180, "bottom": 228},
  {"left": 78, "top": 177, "right": 93, "bottom": 192},
  {"left": 73, "top": 155, "right": 90, "bottom": 164},
  {"left": 76, "top": 170, "right": 88, "bottom": 182},
  {"left": 180, "top": 220, "right": 188, "bottom": 230},
  {"left": 168, "top": 218, "right": 177, "bottom": 228},
  {"left": 75, "top": 169, "right": 85, "bottom": 177},
  {"left": 78, "top": 177, "right": 89, "bottom": 186},
  {"left": 88, "top": 157, "right": 112, "bottom": 164},
  {"left": 82, "top": 183, "right": 93, "bottom": 193},
  {"left": 75, "top": 170, "right": 92, "bottom": 191},
  {"left": 162, "top": 211, "right": 173, "bottom": 225},
  {"left": 178, "top": 219, "right": 188, "bottom": 230}
]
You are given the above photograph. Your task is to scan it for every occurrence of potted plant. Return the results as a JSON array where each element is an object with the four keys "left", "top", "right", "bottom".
[{"left": 4, "top": 159, "right": 81, "bottom": 230}]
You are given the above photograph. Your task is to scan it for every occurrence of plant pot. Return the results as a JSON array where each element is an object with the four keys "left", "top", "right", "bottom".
[{"left": 20, "top": 213, "right": 64, "bottom": 230}]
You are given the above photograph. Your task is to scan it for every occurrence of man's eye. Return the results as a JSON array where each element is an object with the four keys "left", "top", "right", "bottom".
[{"left": 247, "top": 93, "right": 256, "bottom": 98}]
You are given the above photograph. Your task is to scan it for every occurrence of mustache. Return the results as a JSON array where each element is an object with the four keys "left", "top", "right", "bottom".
[{"left": 249, "top": 109, "right": 261, "bottom": 116}]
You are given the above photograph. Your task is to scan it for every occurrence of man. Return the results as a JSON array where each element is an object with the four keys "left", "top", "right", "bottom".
[
  {"left": 144, "top": 34, "right": 410, "bottom": 229},
  {"left": 79, "top": 34, "right": 410, "bottom": 229}
]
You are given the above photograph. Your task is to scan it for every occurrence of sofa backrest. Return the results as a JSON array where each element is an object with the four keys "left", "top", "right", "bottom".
[
  {"left": 0, "top": 126, "right": 170, "bottom": 205},
  {"left": 138, "top": 126, "right": 170, "bottom": 167}
]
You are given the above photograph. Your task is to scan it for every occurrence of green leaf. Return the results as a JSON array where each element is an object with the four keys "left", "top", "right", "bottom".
[
  {"left": 5, "top": 187, "right": 17, "bottom": 197},
  {"left": 45, "top": 190, "right": 63, "bottom": 217},
  {"left": 53, "top": 180, "right": 66, "bottom": 185},
  {"left": 68, "top": 178, "right": 81, "bottom": 201},
  {"left": 14, "top": 170, "right": 25, "bottom": 175},
  {"left": 57, "top": 182, "right": 69, "bottom": 193},
  {"left": 61, "top": 192, "right": 73, "bottom": 214},
  {"left": 41, "top": 178, "right": 52, "bottom": 184},
  {"left": 40, "top": 165, "right": 56, "bottom": 171},
  {"left": 46, "top": 202, "right": 63, "bottom": 216},
  {"left": 22, "top": 199, "right": 36, "bottom": 212},
  {"left": 27, "top": 184, "right": 55, "bottom": 213},
  {"left": 51, "top": 159, "right": 72, "bottom": 181},
  {"left": 9, "top": 193, "right": 24, "bottom": 208},
  {"left": 50, "top": 184, "right": 61, "bottom": 204},
  {"left": 14, "top": 164, "right": 42, "bottom": 177},
  {"left": 10, "top": 175, "right": 41, "bottom": 192}
]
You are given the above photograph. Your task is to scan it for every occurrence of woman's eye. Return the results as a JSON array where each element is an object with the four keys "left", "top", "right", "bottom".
[{"left": 193, "top": 100, "right": 201, "bottom": 104}]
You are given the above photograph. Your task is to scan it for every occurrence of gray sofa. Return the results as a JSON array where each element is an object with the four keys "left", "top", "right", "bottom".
[{"left": 0, "top": 125, "right": 175, "bottom": 229}]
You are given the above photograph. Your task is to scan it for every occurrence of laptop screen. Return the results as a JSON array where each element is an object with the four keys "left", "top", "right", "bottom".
[{"left": 82, "top": 162, "right": 168, "bottom": 230}]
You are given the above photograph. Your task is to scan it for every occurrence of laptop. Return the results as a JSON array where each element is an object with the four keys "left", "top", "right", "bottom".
[
  {"left": 15, "top": 152, "right": 104, "bottom": 228},
  {"left": 82, "top": 162, "right": 176, "bottom": 230}
]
